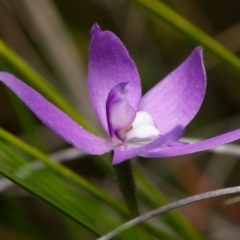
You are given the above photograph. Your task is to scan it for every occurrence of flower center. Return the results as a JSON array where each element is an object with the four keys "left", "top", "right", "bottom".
[{"left": 119, "top": 111, "right": 160, "bottom": 145}]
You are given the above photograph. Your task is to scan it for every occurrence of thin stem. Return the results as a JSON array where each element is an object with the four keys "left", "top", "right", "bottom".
[
  {"left": 113, "top": 157, "right": 139, "bottom": 218},
  {"left": 113, "top": 158, "right": 151, "bottom": 240},
  {"left": 135, "top": 168, "right": 205, "bottom": 240},
  {"left": 93, "top": 155, "right": 204, "bottom": 239},
  {"left": 98, "top": 186, "right": 240, "bottom": 240}
]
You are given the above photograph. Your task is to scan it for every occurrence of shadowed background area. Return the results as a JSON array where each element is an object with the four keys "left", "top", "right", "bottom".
[{"left": 0, "top": 0, "right": 240, "bottom": 239}]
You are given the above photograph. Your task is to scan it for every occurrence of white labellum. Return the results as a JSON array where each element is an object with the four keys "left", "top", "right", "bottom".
[{"left": 125, "top": 111, "right": 160, "bottom": 145}]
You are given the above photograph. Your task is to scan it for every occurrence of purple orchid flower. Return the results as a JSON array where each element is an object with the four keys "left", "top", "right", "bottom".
[{"left": 1, "top": 23, "right": 240, "bottom": 165}]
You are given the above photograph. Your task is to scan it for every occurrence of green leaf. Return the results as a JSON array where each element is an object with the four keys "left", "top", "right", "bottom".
[
  {"left": 0, "top": 127, "right": 128, "bottom": 217},
  {"left": 128, "top": 0, "right": 240, "bottom": 77},
  {"left": 0, "top": 140, "right": 108, "bottom": 235}
]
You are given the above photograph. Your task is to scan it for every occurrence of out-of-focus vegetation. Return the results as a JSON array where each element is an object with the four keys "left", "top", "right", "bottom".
[{"left": 1, "top": 0, "right": 240, "bottom": 239}]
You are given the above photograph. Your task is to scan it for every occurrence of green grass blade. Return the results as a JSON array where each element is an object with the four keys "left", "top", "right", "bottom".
[
  {"left": 6, "top": 90, "right": 46, "bottom": 150},
  {"left": 0, "top": 127, "right": 128, "bottom": 217},
  {"left": 0, "top": 135, "right": 176, "bottom": 239},
  {"left": 0, "top": 39, "right": 98, "bottom": 133},
  {"left": 0, "top": 142, "right": 103, "bottom": 237},
  {"left": 0, "top": 168, "right": 102, "bottom": 236},
  {"left": 129, "top": 0, "right": 240, "bottom": 76},
  {"left": 0, "top": 61, "right": 46, "bottom": 150},
  {"left": 91, "top": 157, "right": 204, "bottom": 239},
  {"left": 0, "top": 140, "right": 109, "bottom": 237},
  {"left": 135, "top": 169, "right": 205, "bottom": 240}
]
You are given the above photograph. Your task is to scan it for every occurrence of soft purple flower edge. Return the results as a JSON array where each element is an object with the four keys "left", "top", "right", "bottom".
[
  {"left": 1, "top": 24, "right": 240, "bottom": 165},
  {"left": 139, "top": 47, "right": 206, "bottom": 134},
  {"left": 87, "top": 23, "right": 141, "bottom": 134},
  {"left": 0, "top": 72, "right": 112, "bottom": 155},
  {"left": 142, "top": 129, "right": 240, "bottom": 158}
]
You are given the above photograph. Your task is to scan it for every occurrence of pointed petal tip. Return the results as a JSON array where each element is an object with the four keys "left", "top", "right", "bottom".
[
  {"left": 194, "top": 45, "right": 206, "bottom": 81},
  {"left": 193, "top": 46, "right": 204, "bottom": 61},
  {"left": 144, "top": 129, "right": 240, "bottom": 158},
  {"left": 88, "top": 24, "right": 141, "bottom": 133},
  {"left": 139, "top": 45, "right": 206, "bottom": 133},
  {"left": 90, "top": 23, "right": 102, "bottom": 35},
  {"left": 195, "top": 46, "right": 203, "bottom": 52}
]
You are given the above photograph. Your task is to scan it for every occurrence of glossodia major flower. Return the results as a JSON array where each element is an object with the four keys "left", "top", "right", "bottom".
[{"left": 1, "top": 23, "right": 240, "bottom": 165}]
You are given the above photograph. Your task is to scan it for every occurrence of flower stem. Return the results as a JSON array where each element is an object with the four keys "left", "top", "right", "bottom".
[{"left": 112, "top": 158, "right": 139, "bottom": 218}]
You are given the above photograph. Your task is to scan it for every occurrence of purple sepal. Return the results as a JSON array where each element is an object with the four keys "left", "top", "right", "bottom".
[
  {"left": 139, "top": 47, "right": 206, "bottom": 134},
  {"left": 87, "top": 24, "right": 141, "bottom": 134},
  {"left": 143, "top": 129, "right": 240, "bottom": 158},
  {"left": 0, "top": 72, "right": 113, "bottom": 155}
]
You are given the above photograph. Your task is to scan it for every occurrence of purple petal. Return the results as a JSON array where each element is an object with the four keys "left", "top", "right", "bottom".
[
  {"left": 87, "top": 23, "right": 141, "bottom": 134},
  {"left": 143, "top": 129, "right": 240, "bottom": 158},
  {"left": 112, "top": 125, "right": 183, "bottom": 164},
  {"left": 139, "top": 47, "right": 206, "bottom": 134},
  {"left": 0, "top": 72, "right": 112, "bottom": 155},
  {"left": 106, "top": 82, "right": 136, "bottom": 143}
]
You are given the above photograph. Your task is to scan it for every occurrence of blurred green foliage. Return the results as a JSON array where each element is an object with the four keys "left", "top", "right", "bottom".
[{"left": 1, "top": 0, "right": 240, "bottom": 239}]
